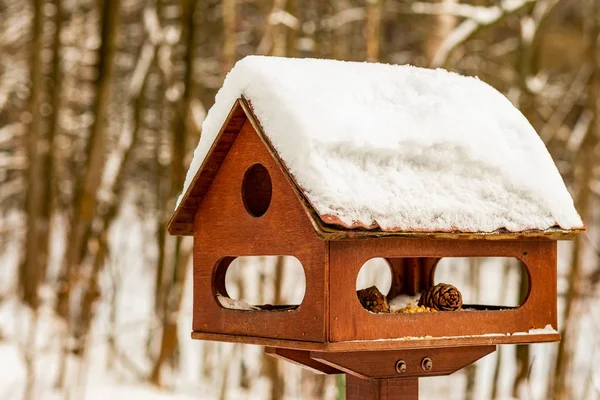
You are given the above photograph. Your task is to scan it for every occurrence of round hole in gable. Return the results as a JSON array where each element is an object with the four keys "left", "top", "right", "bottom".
[{"left": 242, "top": 163, "right": 272, "bottom": 217}]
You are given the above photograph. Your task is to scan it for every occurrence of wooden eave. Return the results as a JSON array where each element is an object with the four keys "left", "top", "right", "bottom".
[{"left": 168, "top": 97, "right": 585, "bottom": 241}]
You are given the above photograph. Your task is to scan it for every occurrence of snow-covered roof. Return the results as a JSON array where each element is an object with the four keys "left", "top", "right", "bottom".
[{"left": 173, "top": 56, "right": 583, "bottom": 236}]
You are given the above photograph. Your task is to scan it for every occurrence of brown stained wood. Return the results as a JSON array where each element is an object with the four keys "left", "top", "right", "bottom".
[
  {"left": 213, "top": 257, "right": 235, "bottom": 297},
  {"left": 265, "top": 347, "right": 342, "bottom": 375},
  {"left": 192, "top": 120, "right": 328, "bottom": 342},
  {"left": 387, "top": 258, "right": 439, "bottom": 298},
  {"left": 346, "top": 376, "right": 418, "bottom": 400},
  {"left": 191, "top": 331, "right": 560, "bottom": 351},
  {"left": 329, "top": 239, "right": 558, "bottom": 342},
  {"left": 168, "top": 99, "right": 247, "bottom": 235},
  {"left": 311, "top": 346, "right": 495, "bottom": 379}
]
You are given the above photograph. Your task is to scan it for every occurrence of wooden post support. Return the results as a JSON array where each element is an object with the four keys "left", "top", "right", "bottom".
[
  {"left": 267, "top": 346, "right": 496, "bottom": 400},
  {"left": 346, "top": 376, "right": 418, "bottom": 400},
  {"left": 265, "top": 347, "right": 342, "bottom": 375}
]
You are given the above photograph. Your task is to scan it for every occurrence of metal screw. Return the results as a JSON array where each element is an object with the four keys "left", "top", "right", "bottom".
[
  {"left": 421, "top": 357, "right": 433, "bottom": 372},
  {"left": 395, "top": 360, "right": 407, "bottom": 375}
]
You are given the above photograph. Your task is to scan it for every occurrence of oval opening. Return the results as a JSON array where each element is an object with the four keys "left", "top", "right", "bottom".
[
  {"left": 215, "top": 256, "right": 305, "bottom": 311},
  {"left": 354, "top": 257, "right": 530, "bottom": 314},
  {"left": 433, "top": 257, "right": 529, "bottom": 309},
  {"left": 242, "top": 163, "right": 272, "bottom": 217},
  {"left": 355, "top": 258, "right": 392, "bottom": 313}
]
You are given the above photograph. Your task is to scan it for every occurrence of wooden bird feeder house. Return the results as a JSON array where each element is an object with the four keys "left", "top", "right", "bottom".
[{"left": 168, "top": 56, "right": 585, "bottom": 399}]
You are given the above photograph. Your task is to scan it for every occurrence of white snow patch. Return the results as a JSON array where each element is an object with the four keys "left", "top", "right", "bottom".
[
  {"left": 216, "top": 294, "right": 259, "bottom": 310},
  {"left": 357, "top": 326, "right": 558, "bottom": 343},
  {"left": 512, "top": 324, "right": 558, "bottom": 336},
  {"left": 178, "top": 56, "right": 582, "bottom": 233}
]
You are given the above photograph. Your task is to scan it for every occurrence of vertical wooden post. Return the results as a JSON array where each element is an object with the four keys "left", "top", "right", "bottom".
[
  {"left": 387, "top": 257, "right": 439, "bottom": 299},
  {"left": 346, "top": 376, "right": 418, "bottom": 400}
]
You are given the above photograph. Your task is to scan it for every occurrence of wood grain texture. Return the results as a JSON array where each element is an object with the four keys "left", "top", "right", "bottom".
[
  {"left": 192, "top": 120, "right": 328, "bottom": 341},
  {"left": 387, "top": 257, "right": 439, "bottom": 298},
  {"left": 311, "top": 346, "right": 495, "bottom": 379},
  {"left": 265, "top": 347, "right": 342, "bottom": 375},
  {"left": 346, "top": 376, "right": 418, "bottom": 400},
  {"left": 168, "top": 99, "right": 247, "bottom": 235},
  {"left": 190, "top": 331, "right": 560, "bottom": 351},
  {"left": 329, "top": 238, "right": 558, "bottom": 342}
]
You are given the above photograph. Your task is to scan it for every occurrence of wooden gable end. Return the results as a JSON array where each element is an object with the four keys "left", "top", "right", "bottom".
[
  {"left": 169, "top": 98, "right": 319, "bottom": 238},
  {"left": 191, "top": 115, "right": 329, "bottom": 341},
  {"left": 193, "top": 117, "right": 320, "bottom": 246},
  {"left": 168, "top": 99, "right": 248, "bottom": 235}
]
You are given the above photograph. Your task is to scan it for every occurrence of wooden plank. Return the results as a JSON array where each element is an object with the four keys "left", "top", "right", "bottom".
[
  {"left": 346, "top": 376, "right": 418, "bottom": 400},
  {"left": 190, "top": 331, "right": 560, "bottom": 351},
  {"left": 265, "top": 347, "right": 342, "bottom": 375},
  {"left": 311, "top": 346, "right": 495, "bottom": 379},
  {"left": 387, "top": 258, "right": 439, "bottom": 299},
  {"left": 168, "top": 99, "right": 248, "bottom": 235},
  {"left": 192, "top": 119, "right": 328, "bottom": 342},
  {"left": 329, "top": 239, "right": 558, "bottom": 341}
]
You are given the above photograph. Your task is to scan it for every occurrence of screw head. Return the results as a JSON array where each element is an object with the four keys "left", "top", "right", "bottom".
[
  {"left": 395, "top": 360, "right": 407, "bottom": 375},
  {"left": 421, "top": 357, "right": 433, "bottom": 372}
]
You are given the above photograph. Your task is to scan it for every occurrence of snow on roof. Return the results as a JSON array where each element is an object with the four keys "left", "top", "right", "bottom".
[{"left": 177, "top": 56, "right": 583, "bottom": 234}]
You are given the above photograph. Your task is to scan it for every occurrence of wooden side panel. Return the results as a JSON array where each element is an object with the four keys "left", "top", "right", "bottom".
[
  {"left": 193, "top": 120, "right": 327, "bottom": 342},
  {"left": 329, "top": 238, "right": 557, "bottom": 342}
]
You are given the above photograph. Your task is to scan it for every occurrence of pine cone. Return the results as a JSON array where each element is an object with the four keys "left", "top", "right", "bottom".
[
  {"left": 418, "top": 283, "right": 462, "bottom": 311},
  {"left": 357, "top": 285, "right": 390, "bottom": 313}
]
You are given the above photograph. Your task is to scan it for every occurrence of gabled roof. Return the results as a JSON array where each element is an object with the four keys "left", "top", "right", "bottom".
[{"left": 169, "top": 56, "right": 584, "bottom": 239}]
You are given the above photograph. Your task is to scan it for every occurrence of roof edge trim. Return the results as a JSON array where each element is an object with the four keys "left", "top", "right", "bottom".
[{"left": 168, "top": 99, "right": 248, "bottom": 236}]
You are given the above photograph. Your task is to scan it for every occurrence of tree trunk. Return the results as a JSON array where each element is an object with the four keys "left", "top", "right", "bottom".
[
  {"left": 261, "top": 256, "right": 285, "bottom": 400},
  {"left": 75, "top": 32, "right": 154, "bottom": 359},
  {"left": 424, "top": 0, "right": 458, "bottom": 67},
  {"left": 491, "top": 260, "right": 511, "bottom": 399},
  {"left": 19, "top": 0, "right": 45, "bottom": 311},
  {"left": 332, "top": 0, "right": 351, "bottom": 60},
  {"left": 55, "top": 0, "right": 120, "bottom": 387},
  {"left": 463, "top": 258, "right": 480, "bottom": 400},
  {"left": 512, "top": 271, "right": 531, "bottom": 397},
  {"left": 223, "top": 0, "right": 237, "bottom": 74},
  {"left": 150, "top": 0, "right": 196, "bottom": 385},
  {"left": 365, "top": 0, "right": 382, "bottom": 62}
]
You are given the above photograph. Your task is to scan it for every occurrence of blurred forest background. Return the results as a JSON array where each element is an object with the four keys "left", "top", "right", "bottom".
[{"left": 1, "top": 0, "right": 600, "bottom": 399}]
